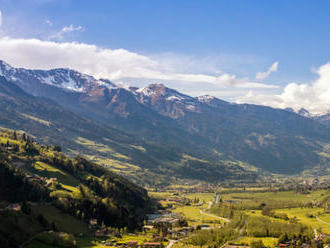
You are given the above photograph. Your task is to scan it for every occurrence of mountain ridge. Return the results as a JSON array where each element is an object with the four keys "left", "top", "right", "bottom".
[{"left": 1, "top": 60, "right": 330, "bottom": 179}]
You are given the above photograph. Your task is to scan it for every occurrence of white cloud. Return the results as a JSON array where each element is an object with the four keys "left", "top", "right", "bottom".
[
  {"left": 0, "top": 37, "right": 278, "bottom": 92},
  {"left": 11, "top": 36, "right": 330, "bottom": 113},
  {"left": 238, "top": 63, "right": 330, "bottom": 114},
  {"left": 49, "top": 24, "right": 84, "bottom": 40},
  {"left": 0, "top": 10, "right": 2, "bottom": 27},
  {"left": 256, "top": 61, "right": 279, "bottom": 80}
]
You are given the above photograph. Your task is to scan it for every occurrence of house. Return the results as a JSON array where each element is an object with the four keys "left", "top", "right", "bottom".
[
  {"left": 126, "top": 241, "right": 138, "bottom": 247},
  {"left": 89, "top": 218, "right": 98, "bottom": 229},
  {"left": 143, "top": 225, "right": 154, "bottom": 231},
  {"left": 5, "top": 203, "right": 21, "bottom": 211},
  {"left": 197, "top": 224, "right": 211, "bottom": 230},
  {"left": 89, "top": 219, "right": 98, "bottom": 226},
  {"left": 142, "top": 242, "right": 163, "bottom": 248},
  {"left": 94, "top": 228, "right": 112, "bottom": 237}
]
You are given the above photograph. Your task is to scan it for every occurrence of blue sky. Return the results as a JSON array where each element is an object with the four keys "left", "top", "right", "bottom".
[{"left": 0, "top": 0, "right": 330, "bottom": 113}]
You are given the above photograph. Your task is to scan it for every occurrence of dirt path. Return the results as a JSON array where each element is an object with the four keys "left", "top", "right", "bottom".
[
  {"left": 316, "top": 216, "right": 330, "bottom": 226},
  {"left": 199, "top": 210, "right": 231, "bottom": 223},
  {"left": 166, "top": 239, "right": 178, "bottom": 248}
]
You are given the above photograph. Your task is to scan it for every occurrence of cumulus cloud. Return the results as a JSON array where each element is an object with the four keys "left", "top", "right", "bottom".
[
  {"left": 0, "top": 37, "right": 277, "bottom": 91},
  {"left": 256, "top": 61, "right": 279, "bottom": 80},
  {"left": 238, "top": 63, "right": 330, "bottom": 114},
  {"left": 49, "top": 24, "right": 84, "bottom": 40}
]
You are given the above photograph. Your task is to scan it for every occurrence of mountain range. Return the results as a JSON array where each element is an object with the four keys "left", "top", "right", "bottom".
[{"left": 1, "top": 60, "right": 330, "bottom": 184}]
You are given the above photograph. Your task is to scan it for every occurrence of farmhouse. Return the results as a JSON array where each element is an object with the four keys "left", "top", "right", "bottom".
[
  {"left": 94, "top": 228, "right": 113, "bottom": 237},
  {"left": 5, "top": 203, "right": 21, "bottom": 211},
  {"left": 126, "top": 240, "right": 138, "bottom": 247}
]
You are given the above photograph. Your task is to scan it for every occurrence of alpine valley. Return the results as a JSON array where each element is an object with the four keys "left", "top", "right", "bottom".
[{"left": 1, "top": 60, "right": 330, "bottom": 185}]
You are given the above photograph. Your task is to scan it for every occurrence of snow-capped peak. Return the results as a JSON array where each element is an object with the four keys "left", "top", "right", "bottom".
[
  {"left": 0, "top": 60, "right": 16, "bottom": 77},
  {"left": 297, "top": 108, "right": 311, "bottom": 118},
  {"left": 0, "top": 60, "right": 118, "bottom": 93},
  {"left": 137, "top": 83, "right": 192, "bottom": 101}
]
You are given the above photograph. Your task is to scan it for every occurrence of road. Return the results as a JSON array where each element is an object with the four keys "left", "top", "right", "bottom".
[
  {"left": 199, "top": 210, "right": 231, "bottom": 223},
  {"left": 166, "top": 239, "right": 178, "bottom": 248},
  {"left": 199, "top": 194, "right": 230, "bottom": 223}
]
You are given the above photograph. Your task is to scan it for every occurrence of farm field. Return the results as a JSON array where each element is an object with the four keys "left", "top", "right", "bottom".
[
  {"left": 222, "top": 190, "right": 327, "bottom": 202},
  {"left": 232, "top": 237, "right": 279, "bottom": 247},
  {"left": 246, "top": 208, "right": 330, "bottom": 233},
  {"left": 22, "top": 161, "right": 80, "bottom": 187},
  {"left": 276, "top": 208, "right": 330, "bottom": 233},
  {"left": 319, "top": 213, "right": 330, "bottom": 223},
  {"left": 171, "top": 193, "right": 223, "bottom": 227},
  {"left": 172, "top": 204, "right": 222, "bottom": 226},
  {"left": 184, "top": 193, "right": 215, "bottom": 202},
  {"left": 218, "top": 190, "right": 328, "bottom": 210}
]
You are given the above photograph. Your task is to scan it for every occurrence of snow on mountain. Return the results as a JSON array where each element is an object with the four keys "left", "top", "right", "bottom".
[
  {"left": 297, "top": 108, "right": 311, "bottom": 118},
  {"left": 137, "top": 84, "right": 192, "bottom": 101},
  {"left": 0, "top": 60, "right": 118, "bottom": 93},
  {"left": 197, "top": 95, "right": 216, "bottom": 102}
]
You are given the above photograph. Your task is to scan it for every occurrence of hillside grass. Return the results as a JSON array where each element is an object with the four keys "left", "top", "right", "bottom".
[
  {"left": 0, "top": 210, "right": 44, "bottom": 246},
  {"left": 222, "top": 190, "right": 326, "bottom": 202},
  {"left": 20, "top": 113, "right": 51, "bottom": 127},
  {"left": 28, "top": 161, "right": 80, "bottom": 187},
  {"left": 31, "top": 205, "right": 90, "bottom": 235},
  {"left": 275, "top": 208, "right": 330, "bottom": 233}
]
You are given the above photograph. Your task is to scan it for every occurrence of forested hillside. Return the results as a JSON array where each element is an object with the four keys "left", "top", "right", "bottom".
[{"left": 0, "top": 129, "right": 154, "bottom": 247}]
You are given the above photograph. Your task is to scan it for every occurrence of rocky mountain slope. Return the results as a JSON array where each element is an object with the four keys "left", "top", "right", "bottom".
[
  {"left": 0, "top": 75, "right": 255, "bottom": 184},
  {"left": 1, "top": 60, "right": 330, "bottom": 178}
]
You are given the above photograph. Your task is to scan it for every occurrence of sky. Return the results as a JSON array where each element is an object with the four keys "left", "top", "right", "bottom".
[{"left": 0, "top": 0, "right": 330, "bottom": 114}]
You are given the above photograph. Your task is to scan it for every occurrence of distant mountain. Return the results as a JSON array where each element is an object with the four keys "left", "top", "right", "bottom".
[
  {"left": 297, "top": 108, "right": 312, "bottom": 118},
  {"left": 290, "top": 106, "right": 330, "bottom": 127},
  {"left": 315, "top": 113, "right": 330, "bottom": 127},
  {"left": 0, "top": 75, "right": 255, "bottom": 184},
  {"left": 1, "top": 60, "right": 330, "bottom": 178}
]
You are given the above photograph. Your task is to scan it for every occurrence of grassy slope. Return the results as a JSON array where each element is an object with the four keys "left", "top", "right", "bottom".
[{"left": 31, "top": 205, "right": 90, "bottom": 235}]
